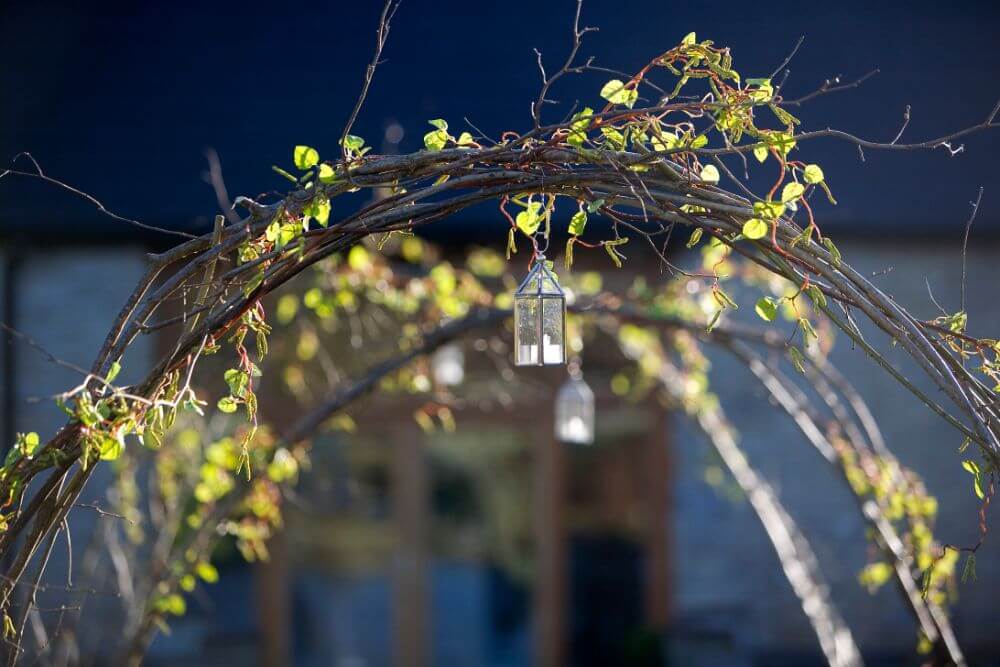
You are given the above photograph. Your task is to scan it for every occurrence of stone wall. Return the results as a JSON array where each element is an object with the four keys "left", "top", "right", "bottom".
[{"left": 672, "top": 239, "right": 1000, "bottom": 663}]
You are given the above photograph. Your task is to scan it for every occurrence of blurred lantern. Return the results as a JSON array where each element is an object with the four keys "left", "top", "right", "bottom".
[
  {"left": 514, "top": 254, "right": 565, "bottom": 366},
  {"left": 432, "top": 342, "right": 465, "bottom": 387},
  {"left": 555, "top": 370, "right": 595, "bottom": 445}
]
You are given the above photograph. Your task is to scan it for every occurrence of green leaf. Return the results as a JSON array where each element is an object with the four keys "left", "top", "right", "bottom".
[
  {"left": 318, "top": 164, "right": 337, "bottom": 184},
  {"left": 106, "top": 360, "right": 122, "bottom": 383},
  {"left": 962, "top": 459, "right": 985, "bottom": 499},
  {"left": 807, "top": 285, "right": 827, "bottom": 309},
  {"left": 700, "top": 164, "right": 720, "bottom": 184},
  {"left": 569, "top": 210, "right": 588, "bottom": 236},
  {"left": 424, "top": 129, "right": 448, "bottom": 151},
  {"left": 427, "top": 118, "right": 448, "bottom": 131},
  {"left": 705, "top": 309, "right": 722, "bottom": 333},
  {"left": 293, "top": 145, "right": 319, "bottom": 170},
  {"left": 586, "top": 199, "right": 605, "bottom": 214},
  {"left": 18, "top": 432, "right": 40, "bottom": 457},
  {"left": 599, "top": 79, "right": 638, "bottom": 108},
  {"left": 743, "top": 218, "right": 768, "bottom": 240},
  {"left": 196, "top": 562, "right": 220, "bottom": 584},
  {"left": 689, "top": 134, "right": 708, "bottom": 149},
  {"left": 515, "top": 202, "right": 543, "bottom": 235},
  {"left": 803, "top": 164, "right": 825, "bottom": 184},
  {"left": 224, "top": 369, "right": 250, "bottom": 398},
  {"left": 340, "top": 134, "right": 365, "bottom": 152},
  {"left": 159, "top": 593, "right": 186, "bottom": 616},
  {"left": 798, "top": 317, "right": 818, "bottom": 341},
  {"left": 217, "top": 396, "right": 239, "bottom": 414},
  {"left": 456, "top": 132, "right": 475, "bottom": 146},
  {"left": 823, "top": 237, "right": 842, "bottom": 267},
  {"left": 755, "top": 297, "right": 778, "bottom": 322},
  {"left": 99, "top": 433, "right": 124, "bottom": 461},
  {"left": 686, "top": 228, "right": 703, "bottom": 249},
  {"left": 781, "top": 182, "right": 805, "bottom": 203},
  {"left": 681, "top": 31, "right": 697, "bottom": 46},
  {"left": 303, "top": 195, "right": 331, "bottom": 227},
  {"left": 603, "top": 237, "right": 629, "bottom": 268},
  {"left": 600, "top": 127, "right": 626, "bottom": 150},
  {"left": 753, "top": 144, "right": 768, "bottom": 163},
  {"left": 961, "top": 553, "right": 977, "bottom": 584},
  {"left": 753, "top": 200, "right": 786, "bottom": 219},
  {"left": 566, "top": 108, "right": 593, "bottom": 147},
  {"left": 788, "top": 346, "right": 806, "bottom": 374},
  {"left": 770, "top": 103, "right": 800, "bottom": 127}
]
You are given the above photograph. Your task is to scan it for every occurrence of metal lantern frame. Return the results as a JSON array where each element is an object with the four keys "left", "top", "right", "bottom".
[{"left": 513, "top": 255, "right": 566, "bottom": 366}]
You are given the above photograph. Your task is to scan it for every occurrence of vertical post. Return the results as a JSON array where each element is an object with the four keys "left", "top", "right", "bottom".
[
  {"left": 254, "top": 528, "right": 291, "bottom": 667},
  {"left": 534, "top": 406, "right": 566, "bottom": 667},
  {"left": 642, "top": 409, "right": 671, "bottom": 632},
  {"left": 392, "top": 434, "right": 429, "bottom": 667}
]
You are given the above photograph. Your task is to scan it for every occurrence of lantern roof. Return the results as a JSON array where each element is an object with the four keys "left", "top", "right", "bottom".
[{"left": 514, "top": 256, "right": 564, "bottom": 297}]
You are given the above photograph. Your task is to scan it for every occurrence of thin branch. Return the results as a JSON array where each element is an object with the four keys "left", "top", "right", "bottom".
[
  {"left": 0, "top": 155, "right": 195, "bottom": 239},
  {"left": 960, "top": 187, "right": 984, "bottom": 314},
  {"left": 340, "top": 0, "right": 401, "bottom": 161}
]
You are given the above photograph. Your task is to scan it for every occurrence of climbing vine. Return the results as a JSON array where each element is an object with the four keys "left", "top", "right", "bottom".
[{"left": 1, "top": 10, "right": 998, "bottom": 663}]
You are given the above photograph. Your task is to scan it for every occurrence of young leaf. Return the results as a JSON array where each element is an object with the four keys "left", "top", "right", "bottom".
[
  {"left": 217, "top": 396, "right": 239, "bottom": 414},
  {"left": 961, "top": 553, "right": 978, "bottom": 584},
  {"left": 700, "top": 164, "right": 720, "bottom": 184},
  {"left": 224, "top": 369, "right": 249, "bottom": 398},
  {"left": 340, "top": 134, "right": 366, "bottom": 152},
  {"left": 515, "top": 202, "right": 543, "bottom": 235},
  {"left": 303, "top": 195, "right": 331, "bottom": 228},
  {"left": 755, "top": 297, "right": 778, "bottom": 322},
  {"left": 823, "top": 237, "right": 842, "bottom": 267},
  {"left": 743, "top": 218, "right": 768, "bottom": 240},
  {"left": 788, "top": 346, "right": 806, "bottom": 374},
  {"left": 317, "top": 164, "right": 337, "bottom": 185},
  {"left": 293, "top": 145, "right": 319, "bottom": 170},
  {"left": 753, "top": 200, "right": 786, "bottom": 219},
  {"left": 807, "top": 285, "right": 827, "bottom": 309},
  {"left": 686, "top": 227, "right": 703, "bottom": 249},
  {"left": 424, "top": 129, "right": 448, "bottom": 151},
  {"left": 599, "top": 80, "right": 638, "bottom": 108},
  {"left": 803, "top": 164, "right": 825, "bottom": 184},
  {"left": 781, "top": 182, "right": 805, "bottom": 203},
  {"left": 569, "top": 210, "right": 588, "bottom": 236}
]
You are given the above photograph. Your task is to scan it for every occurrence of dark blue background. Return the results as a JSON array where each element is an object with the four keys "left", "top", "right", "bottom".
[{"left": 3, "top": 0, "right": 999, "bottom": 241}]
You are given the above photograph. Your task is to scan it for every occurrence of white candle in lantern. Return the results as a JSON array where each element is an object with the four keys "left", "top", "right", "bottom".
[
  {"left": 542, "top": 334, "right": 562, "bottom": 363},
  {"left": 562, "top": 415, "right": 588, "bottom": 443}
]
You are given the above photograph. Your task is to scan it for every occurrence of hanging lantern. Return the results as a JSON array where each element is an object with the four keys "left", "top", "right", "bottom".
[
  {"left": 514, "top": 254, "right": 566, "bottom": 366},
  {"left": 555, "top": 373, "right": 595, "bottom": 445},
  {"left": 432, "top": 342, "right": 465, "bottom": 387}
]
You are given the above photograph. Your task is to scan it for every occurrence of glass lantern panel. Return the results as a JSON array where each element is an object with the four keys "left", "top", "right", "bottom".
[
  {"left": 432, "top": 343, "right": 465, "bottom": 386},
  {"left": 514, "top": 296, "right": 540, "bottom": 365},
  {"left": 541, "top": 297, "right": 565, "bottom": 364},
  {"left": 520, "top": 274, "right": 540, "bottom": 295},
  {"left": 555, "top": 378, "right": 595, "bottom": 444},
  {"left": 539, "top": 273, "right": 560, "bottom": 295}
]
